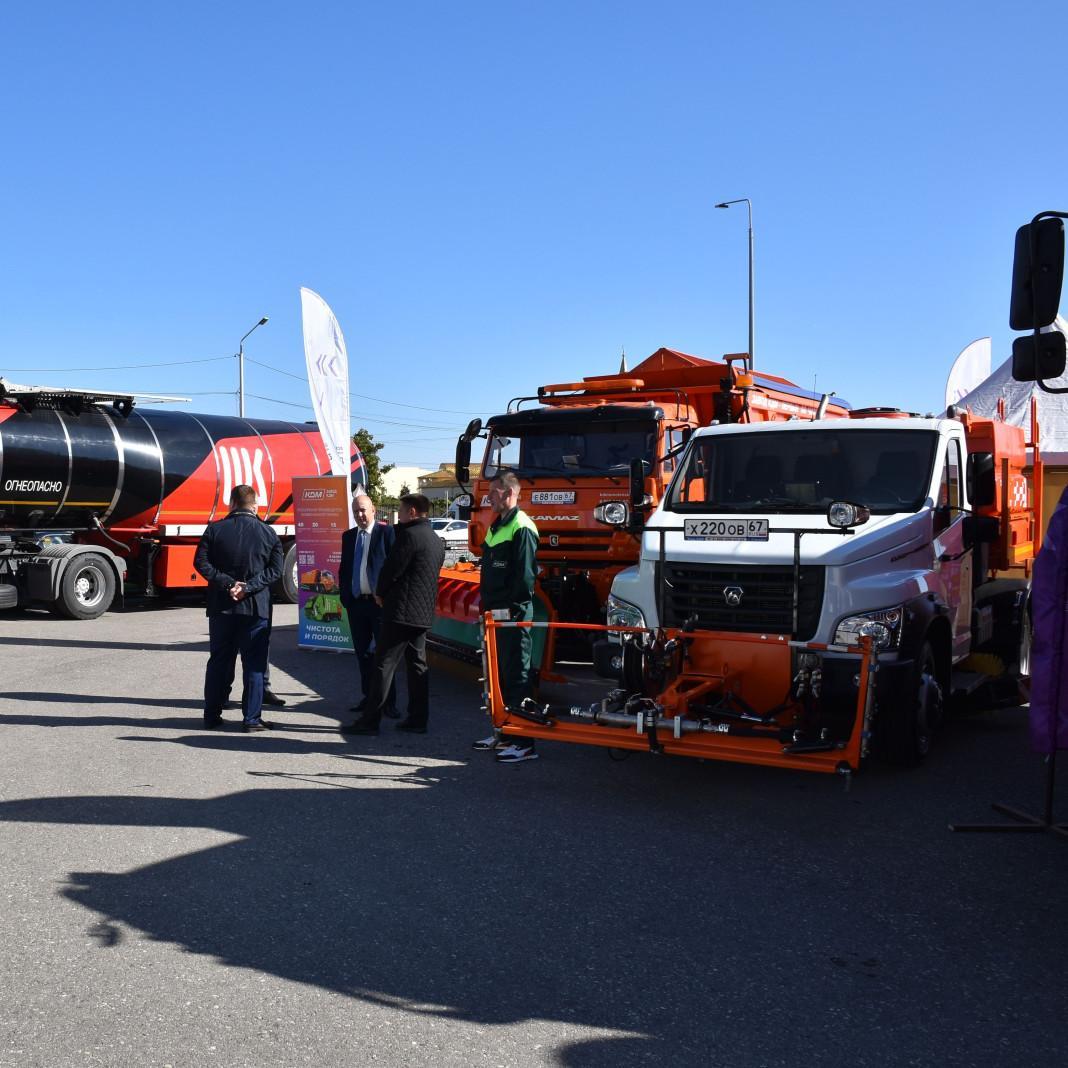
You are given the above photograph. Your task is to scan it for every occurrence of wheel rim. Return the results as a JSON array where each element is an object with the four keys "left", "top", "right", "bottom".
[{"left": 73, "top": 566, "right": 106, "bottom": 609}]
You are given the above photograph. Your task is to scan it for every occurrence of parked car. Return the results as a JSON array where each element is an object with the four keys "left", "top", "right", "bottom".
[{"left": 430, "top": 518, "right": 470, "bottom": 549}]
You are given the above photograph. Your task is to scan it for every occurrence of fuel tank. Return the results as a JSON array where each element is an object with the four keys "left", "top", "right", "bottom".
[{"left": 0, "top": 404, "right": 362, "bottom": 531}]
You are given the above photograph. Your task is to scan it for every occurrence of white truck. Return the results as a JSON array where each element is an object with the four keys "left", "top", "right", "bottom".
[
  {"left": 598, "top": 409, "right": 1035, "bottom": 769},
  {"left": 479, "top": 405, "right": 1037, "bottom": 776}
]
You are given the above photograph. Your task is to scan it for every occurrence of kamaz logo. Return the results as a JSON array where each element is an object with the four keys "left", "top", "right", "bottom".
[
  {"left": 530, "top": 515, "right": 579, "bottom": 522},
  {"left": 723, "top": 586, "right": 744, "bottom": 607},
  {"left": 216, "top": 445, "right": 268, "bottom": 507}
]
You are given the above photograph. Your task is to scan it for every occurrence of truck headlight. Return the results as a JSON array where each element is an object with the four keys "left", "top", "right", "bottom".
[
  {"left": 606, "top": 593, "right": 645, "bottom": 632},
  {"left": 834, "top": 606, "right": 903, "bottom": 650},
  {"left": 594, "top": 501, "right": 629, "bottom": 526},
  {"left": 828, "top": 501, "right": 871, "bottom": 528}
]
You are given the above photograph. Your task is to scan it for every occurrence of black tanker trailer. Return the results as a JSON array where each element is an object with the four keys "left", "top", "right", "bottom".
[{"left": 0, "top": 381, "right": 362, "bottom": 618}]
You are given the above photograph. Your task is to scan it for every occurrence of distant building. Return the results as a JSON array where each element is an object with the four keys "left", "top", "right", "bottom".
[
  {"left": 381, "top": 465, "right": 431, "bottom": 499},
  {"left": 419, "top": 463, "right": 480, "bottom": 517}
]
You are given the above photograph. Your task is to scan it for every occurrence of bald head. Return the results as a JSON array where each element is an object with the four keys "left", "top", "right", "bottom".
[{"left": 353, "top": 493, "right": 376, "bottom": 530}]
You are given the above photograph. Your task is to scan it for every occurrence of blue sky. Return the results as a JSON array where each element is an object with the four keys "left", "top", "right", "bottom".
[{"left": 2, "top": 2, "right": 1066, "bottom": 469}]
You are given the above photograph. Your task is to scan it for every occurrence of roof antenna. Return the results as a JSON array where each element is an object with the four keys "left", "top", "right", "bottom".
[{"left": 619, "top": 346, "right": 628, "bottom": 374}]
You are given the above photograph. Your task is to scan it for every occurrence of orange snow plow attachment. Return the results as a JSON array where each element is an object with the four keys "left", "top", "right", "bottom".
[{"left": 480, "top": 616, "right": 878, "bottom": 776}]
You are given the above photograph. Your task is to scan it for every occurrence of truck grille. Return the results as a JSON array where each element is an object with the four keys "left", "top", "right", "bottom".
[
  {"left": 658, "top": 562, "right": 824, "bottom": 640},
  {"left": 536, "top": 529, "right": 615, "bottom": 555}
]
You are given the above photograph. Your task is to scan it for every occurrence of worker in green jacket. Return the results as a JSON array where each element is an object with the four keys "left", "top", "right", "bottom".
[{"left": 472, "top": 470, "right": 541, "bottom": 763}]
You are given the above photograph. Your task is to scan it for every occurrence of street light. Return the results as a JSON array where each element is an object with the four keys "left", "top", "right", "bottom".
[
  {"left": 237, "top": 316, "right": 269, "bottom": 417},
  {"left": 715, "top": 198, "right": 754, "bottom": 371}
]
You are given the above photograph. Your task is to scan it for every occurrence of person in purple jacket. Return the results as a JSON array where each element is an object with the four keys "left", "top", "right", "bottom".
[{"left": 1029, "top": 484, "right": 1068, "bottom": 754}]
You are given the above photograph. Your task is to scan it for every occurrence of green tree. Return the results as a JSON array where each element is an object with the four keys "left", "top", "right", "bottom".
[{"left": 353, "top": 428, "right": 394, "bottom": 506}]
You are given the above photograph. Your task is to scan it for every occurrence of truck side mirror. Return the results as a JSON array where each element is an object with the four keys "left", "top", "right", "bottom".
[
  {"left": 1012, "top": 330, "right": 1066, "bottom": 382},
  {"left": 455, "top": 437, "right": 472, "bottom": 486},
  {"left": 1010, "top": 217, "right": 1064, "bottom": 331},
  {"left": 630, "top": 457, "right": 647, "bottom": 507},
  {"left": 967, "top": 451, "right": 996, "bottom": 507},
  {"left": 462, "top": 418, "right": 483, "bottom": 442}
]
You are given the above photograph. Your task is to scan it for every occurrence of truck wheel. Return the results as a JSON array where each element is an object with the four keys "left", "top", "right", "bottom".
[
  {"left": 877, "top": 641, "right": 942, "bottom": 766},
  {"left": 56, "top": 554, "right": 117, "bottom": 620},
  {"left": 271, "top": 543, "right": 298, "bottom": 603}
]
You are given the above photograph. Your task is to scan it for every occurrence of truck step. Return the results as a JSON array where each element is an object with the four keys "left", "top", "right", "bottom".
[{"left": 950, "top": 670, "right": 996, "bottom": 697}]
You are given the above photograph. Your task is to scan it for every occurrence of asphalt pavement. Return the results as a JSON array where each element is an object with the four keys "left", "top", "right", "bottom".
[{"left": 0, "top": 600, "right": 1065, "bottom": 1067}]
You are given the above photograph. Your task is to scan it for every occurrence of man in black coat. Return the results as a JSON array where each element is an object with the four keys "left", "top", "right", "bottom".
[
  {"left": 343, "top": 493, "right": 445, "bottom": 735},
  {"left": 338, "top": 492, "right": 397, "bottom": 717},
  {"left": 194, "top": 484, "right": 284, "bottom": 733}
]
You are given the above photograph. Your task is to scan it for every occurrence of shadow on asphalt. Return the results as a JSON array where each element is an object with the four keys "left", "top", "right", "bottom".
[
  {"left": 0, "top": 727, "right": 1067, "bottom": 1065},
  {"left": 2, "top": 611, "right": 1067, "bottom": 1062}
]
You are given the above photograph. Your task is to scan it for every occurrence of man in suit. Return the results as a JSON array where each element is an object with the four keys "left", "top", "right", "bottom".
[
  {"left": 194, "top": 484, "right": 284, "bottom": 733},
  {"left": 338, "top": 492, "right": 397, "bottom": 718},
  {"left": 343, "top": 493, "right": 445, "bottom": 736}
]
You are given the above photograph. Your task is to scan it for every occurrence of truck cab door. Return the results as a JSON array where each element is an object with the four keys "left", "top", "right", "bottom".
[{"left": 932, "top": 437, "right": 972, "bottom": 660}]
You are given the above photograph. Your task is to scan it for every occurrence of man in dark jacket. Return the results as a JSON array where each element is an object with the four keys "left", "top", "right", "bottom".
[
  {"left": 194, "top": 484, "right": 284, "bottom": 733},
  {"left": 471, "top": 471, "right": 540, "bottom": 762},
  {"left": 338, "top": 491, "right": 397, "bottom": 717},
  {"left": 343, "top": 493, "right": 445, "bottom": 735}
]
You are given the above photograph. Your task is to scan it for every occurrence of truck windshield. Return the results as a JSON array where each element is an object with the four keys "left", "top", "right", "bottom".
[
  {"left": 666, "top": 429, "right": 939, "bottom": 514},
  {"left": 483, "top": 423, "right": 656, "bottom": 479}
]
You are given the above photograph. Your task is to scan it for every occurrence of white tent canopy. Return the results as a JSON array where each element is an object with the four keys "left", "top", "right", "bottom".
[{"left": 955, "top": 316, "right": 1068, "bottom": 464}]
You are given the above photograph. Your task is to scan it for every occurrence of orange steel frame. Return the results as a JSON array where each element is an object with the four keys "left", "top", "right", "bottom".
[{"left": 481, "top": 616, "right": 877, "bottom": 775}]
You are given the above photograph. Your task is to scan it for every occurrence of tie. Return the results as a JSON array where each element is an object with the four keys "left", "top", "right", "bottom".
[{"left": 352, "top": 530, "right": 366, "bottom": 596}]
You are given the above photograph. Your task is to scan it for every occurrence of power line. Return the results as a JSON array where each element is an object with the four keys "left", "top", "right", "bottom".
[
  {"left": 245, "top": 393, "right": 460, "bottom": 431},
  {"left": 245, "top": 356, "right": 481, "bottom": 416},
  {"left": 4, "top": 355, "right": 232, "bottom": 372}
]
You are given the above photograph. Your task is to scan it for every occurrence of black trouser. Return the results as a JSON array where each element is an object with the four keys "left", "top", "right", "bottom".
[
  {"left": 205, "top": 614, "right": 271, "bottom": 725},
  {"left": 495, "top": 602, "right": 534, "bottom": 748},
  {"left": 364, "top": 620, "right": 430, "bottom": 728},
  {"left": 347, "top": 595, "right": 397, "bottom": 710},
  {"left": 225, "top": 608, "right": 272, "bottom": 698}
]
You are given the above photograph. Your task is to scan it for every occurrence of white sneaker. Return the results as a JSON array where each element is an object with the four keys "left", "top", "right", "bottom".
[
  {"left": 495, "top": 744, "right": 539, "bottom": 763},
  {"left": 472, "top": 734, "right": 502, "bottom": 751}
]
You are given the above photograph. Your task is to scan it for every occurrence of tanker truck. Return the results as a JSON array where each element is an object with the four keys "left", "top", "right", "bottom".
[{"left": 0, "top": 380, "right": 363, "bottom": 619}]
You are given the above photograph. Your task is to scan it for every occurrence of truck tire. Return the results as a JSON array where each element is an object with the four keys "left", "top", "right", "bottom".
[
  {"left": 876, "top": 641, "right": 942, "bottom": 766},
  {"left": 271, "top": 543, "right": 298, "bottom": 603},
  {"left": 56, "top": 553, "right": 117, "bottom": 620}
]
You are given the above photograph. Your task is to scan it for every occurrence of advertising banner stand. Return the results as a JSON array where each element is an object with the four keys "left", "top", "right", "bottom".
[{"left": 293, "top": 475, "right": 353, "bottom": 651}]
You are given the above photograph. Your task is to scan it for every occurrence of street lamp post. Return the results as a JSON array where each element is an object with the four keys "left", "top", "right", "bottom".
[
  {"left": 237, "top": 317, "right": 269, "bottom": 417},
  {"left": 715, "top": 198, "right": 754, "bottom": 371}
]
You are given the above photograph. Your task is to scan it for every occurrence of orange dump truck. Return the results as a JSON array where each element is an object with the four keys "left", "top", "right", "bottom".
[{"left": 432, "top": 348, "right": 850, "bottom": 664}]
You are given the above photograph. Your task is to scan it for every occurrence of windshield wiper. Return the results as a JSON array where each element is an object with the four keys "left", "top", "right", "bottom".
[
  {"left": 562, "top": 464, "right": 623, "bottom": 483},
  {"left": 514, "top": 466, "right": 577, "bottom": 485},
  {"left": 734, "top": 496, "right": 815, "bottom": 512}
]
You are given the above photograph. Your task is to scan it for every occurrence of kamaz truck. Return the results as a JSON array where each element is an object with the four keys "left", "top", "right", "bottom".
[{"left": 432, "top": 347, "right": 850, "bottom": 663}]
